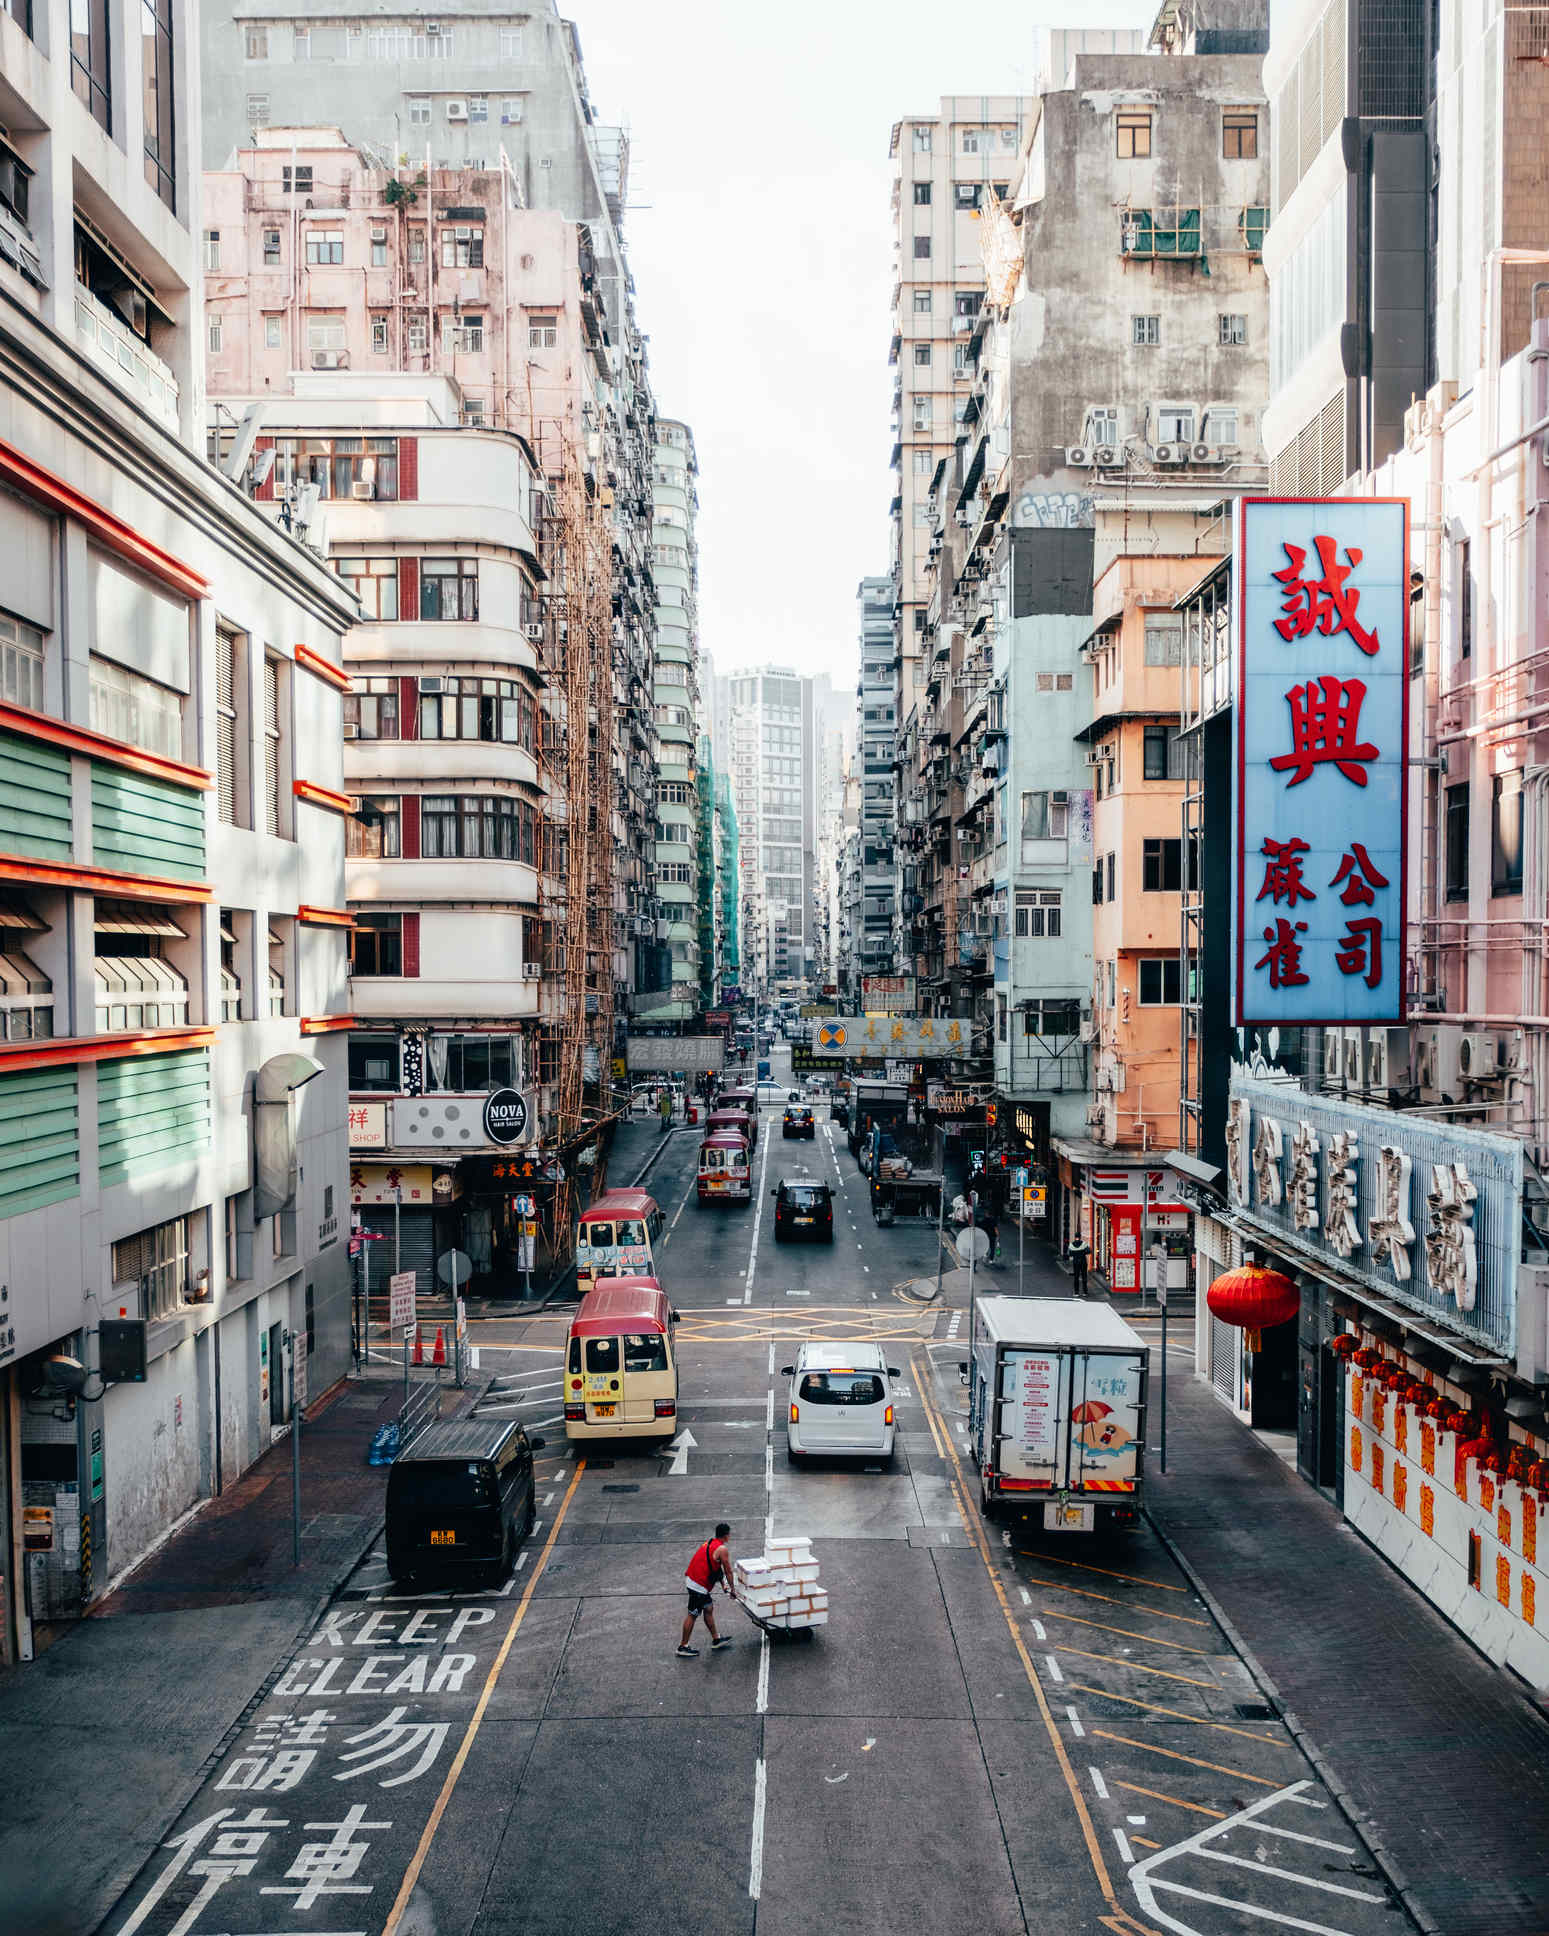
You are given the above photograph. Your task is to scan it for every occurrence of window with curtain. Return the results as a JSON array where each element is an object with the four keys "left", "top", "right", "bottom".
[{"left": 419, "top": 559, "right": 479, "bottom": 621}]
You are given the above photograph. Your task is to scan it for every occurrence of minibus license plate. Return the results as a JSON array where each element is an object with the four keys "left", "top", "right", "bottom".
[
  {"left": 430, "top": 1529, "right": 456, "bottom": 1546},
  {"left": 592, "top": 1402, "right": 617, "bottom": 1418},
  {"left": 1044, "top": 1502, "right": 1093, "bottom": 1533},
  {"left": 793, "top": 1215, "right": 812, "bottom": 1224}
]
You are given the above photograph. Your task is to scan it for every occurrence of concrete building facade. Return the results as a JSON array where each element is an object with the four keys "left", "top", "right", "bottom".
[
  {"left": 646, "top": 418, "right": 702, "bottom": 1022},
  {"left": 0, "top": 0, "right": 356, "bottom": 1660},
  {"left": 854, "top": 576, "right": 897, "bottom": 987}
]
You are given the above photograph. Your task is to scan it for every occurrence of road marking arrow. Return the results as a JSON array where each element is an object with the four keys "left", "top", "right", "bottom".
[{"left": 665, "top": 1428, "right": 697, "bottom": 1475}]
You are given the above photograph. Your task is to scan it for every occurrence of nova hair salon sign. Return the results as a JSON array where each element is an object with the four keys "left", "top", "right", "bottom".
[
  {"left": 482, "top": 1088, "right": 532, "bottom": 1147},
  {"left": 1225, "top": 1075, "right": 1523, "bottom": 1356},
  {"left": 1235, "top": 498, "right": 1409, "bottom": 1028}
]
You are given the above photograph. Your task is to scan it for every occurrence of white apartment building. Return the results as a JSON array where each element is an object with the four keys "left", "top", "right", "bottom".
[
  {"left": 646, "top": 419, "right": 703, "bottom": 1022},
  {"left": 0, "top": 0, "right": 356, "bottom": 1661}
]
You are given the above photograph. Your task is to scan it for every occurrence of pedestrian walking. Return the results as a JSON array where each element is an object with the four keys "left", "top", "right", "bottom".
[
  {"left": 979, "top": 1206, "right": 1000, "bottom": 1264},
  {"left": 660, "top": 1088, "right": 674, "bottom": 1133},
  {"left": 1068, "top": 1233, "right": 1090, "bottom": 1298},
  {"left": 678, "top": 1521, "right": 735, "bottom": 1656}
]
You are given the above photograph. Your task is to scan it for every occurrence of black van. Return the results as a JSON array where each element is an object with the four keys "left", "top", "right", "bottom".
[
  {"left": 385, "top": 1417, "right": 544, "bottom": 1585},
  {"left": 771, "top": 1173, "right": 835, "bottom": 1243}
]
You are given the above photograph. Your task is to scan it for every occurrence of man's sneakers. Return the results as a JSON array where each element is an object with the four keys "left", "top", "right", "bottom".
[
  {"left": 710, "top": 1636, "right": 733, "bottom": 1651},
  {"left": 675, "top": 1644, "right": 699, "bottom": 1658}
]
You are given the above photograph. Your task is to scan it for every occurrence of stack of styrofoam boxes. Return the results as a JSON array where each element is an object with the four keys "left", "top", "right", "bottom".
[{"left": 734, "top": 1535, "right": 829, "bottom": 1629}]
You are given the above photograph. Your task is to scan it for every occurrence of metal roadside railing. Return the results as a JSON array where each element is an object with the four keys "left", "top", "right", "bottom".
[{"left": 398, "top": 1375, "right": 439, "bottom": 1455}]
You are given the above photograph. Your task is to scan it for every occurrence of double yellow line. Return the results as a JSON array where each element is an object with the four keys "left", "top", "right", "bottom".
[{"left": 911, "top": 1354, "right": 1162, "bottom": 1936}]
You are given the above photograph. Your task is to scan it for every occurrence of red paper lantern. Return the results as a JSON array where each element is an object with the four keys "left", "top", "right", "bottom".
[
  {"left": 1206, "top": 1262, "right": 1299, "bottom": 1352},
  {"left": 1354, "top": 1346, "right": 1383, "bottom": 1371},
  {"left": 1330, "top": 1333, "right": 1360, "bottom": 1359}
]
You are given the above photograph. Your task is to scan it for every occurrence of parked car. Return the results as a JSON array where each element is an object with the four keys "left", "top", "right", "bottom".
[
  {"left": 781, "top": 1342, "right": 899, "bottom": 1465},
  {"left": 782, "top": 1104, "right": 815, "bottom": 1139},
  {"left": 385, "top": 1417, "right": 544, "bottom": 1585},
  {"left": 771, "top": 1173, "right": 834, "bottom": 1242}
]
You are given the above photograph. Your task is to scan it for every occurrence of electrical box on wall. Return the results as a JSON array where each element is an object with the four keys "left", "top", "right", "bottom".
[{"left": 99, "top": 1319, "right": 147, "bottom": 1384}]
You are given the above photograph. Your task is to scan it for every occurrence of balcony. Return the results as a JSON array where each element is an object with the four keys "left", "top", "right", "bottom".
[{"left": 74, "top": 282, "right": 179, "bottom": 431}]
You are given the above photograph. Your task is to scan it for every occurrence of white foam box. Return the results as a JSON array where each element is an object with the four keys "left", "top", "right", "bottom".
[
  {"left": 779, "top": 1561, "right": 820, "bottom": 1585},
  {"left": 734, "top": 1559, "right": 776, "bottom": 1588},
  {"left": 738, "top": 1587, "right": 780, "bottom": 1612},
  {"left": 785, "top": 1609, "right": 829, "bottom": 1628},
  {"left": 765, "top": 1537, "right": 812, "bottom": 1565}
]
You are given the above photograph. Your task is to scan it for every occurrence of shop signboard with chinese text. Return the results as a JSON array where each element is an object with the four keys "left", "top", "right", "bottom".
[
  {"left": 861, "top": 975, "right": 916, "bottom": 1014},
  {"left": 350, "top": 1163, "right": 433, "bottom": 1208},
  {"left": 810, "top": 1016, "right": 975, "bottom": 1058},
  {"left": 347, "top": 1102, "right": 387, "bottom": 1149},
  {"left": 1236, "top": 498, "right": 1408, "bottom": 1026},
  {"left": 1226, "top": 1074, "right": 1521, "bottom": 1355}
]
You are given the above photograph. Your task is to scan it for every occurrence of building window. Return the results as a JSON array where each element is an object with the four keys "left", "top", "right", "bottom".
[
  {"left": 94, "top": 900, "right": 189, "bottom": 1031},
  {"left": 913, "top": 342, "right": 932, "bottom": 367},
  {"left": 912, "top": 127, "right": 932, "bottom": 153},
  {"left": 1143, "top": 725, "right": 1185, "bottom": 780},
  {"left": 89, "top": 656, "right": 181, "bottom": 759},
  {"left": 0, "top": 610, "right": 45, "bottom": 711},
  {"left": 1219, "top": 313, "right": 1247, "bottom": 346},
  {"left": 913, "top": 235, "right": 931, "bottom": 259},
  {"left": 350, "top": 913, "right": 403, "bottom": 976},
  {"left": 407, "top": 226, "right": 427, "bottom": 266},
  {"left": 1445, "top": 783, "right": 1469, "bottom": 900},
  {"left": 348, "top": 1035, "right": 399, "bottom": 1091},
  {"left": 912, "top": 290, "right": 932, "bottom": 314},
  {"left": 912, "top": 398, "right": 932, "bottom": 430},
  {"left": 203, "top": 230, "right": 221, "bottom": 271},
  {"left": 261, "top": 229, "right": 282, "bottom": 269},
  {"left": 342, "top": 670, "right": 401, "bottom": 731},
  {"left": 955, "top": 182, "right": 982, "bottom": 211},
  {"left": 420, "top": 794, "right": 529, "bottom": 861},
  {"left": 528, "top": 314, "right": 558, "bottom": 348},
  {"left": 264, "top": 313, "right": 283, "bottom": 348},
  {"left": 1155, "top": 403, "right": 1195, "bottom": 444},
  {"left": 1139, "top": 956, "right": 1182, "bottom": 1005},
  {"left": 369, "top": 226, "right": 388, "bottom": 267},
  {"left": 407, "top": 314, "right": 428, "bottom": 354},
  {"left": 215, "top": 625, "right": 244, "bottom": 826},
  {"left": 1204, "top": 406, "right": 1239, "bottom": 447},
  {"left": 1131, "top": 315, "right": 1160, "bottom": 347},
  {"left": 912, "top": 449, "right": 933, "bottom": 475},
  {"left": 440, "top": 225, "right": 484, "bottom": 268},
  {"left": 1458, "top": 539, "right": 1473, "bottom": 661},
  {"left": 1142, "top": 837, "right": 1183, "bottom": 891},
  {"left": 336, "top": 561, "right": 400, "bottom": 624},
  {"left": 246, "top": 93, "right": 270, "bottom": 125},
  {"left": 207, "top": 315, "right": 222, "bottom": 353},
  {"left": 371, "top": 315, "right": 389, "bottom": 352},
  {"left": 1116, "top": 109, "right": 1152, "bottom": 158},
  {"left": 268, "top": 923, "right": 287, "bottom": 1014},
  {"left": 441, "top": 312, "right": 483, "bottom": 352},
  {"left": 244, "top": 25, "right": 267, "bottom": 56},
  {"left": 142, "top": 0, "right": 175, "bottom": 206},
  {"left": 112, "top": 1215, "right": 189, "bottom": 1321},
  {"left": 913, "top": 182, "right": 931, "bottom": 206},
  {"left": 1492, "top": 770, "right": 1523, "bottom": 895},
  {"left": 71, "top": 0, "right": 111, "bottom": 131},
  {"left": 345, "top": 795, "right": 400, "bottom": 858},
  {"left": 418, "top": 676, "right": 531, "bottom": 745},
  {"left": 1144, "top": 614, "right": 1183, "bottom": 665},
  {"left": 262, "top": 656, "right": 285, "bottom": 835},
  {"left": 961, "top": 128, "right": 986, "bottom": 153},
  {"left": 273, "top": 435, "right": 399, "bottom": 500},
  {"left": 1024, "top": 999, "right": 1079, "bottom": 1037},
  {"left": 1014, "top": 889, "right": 1062, "bottom": 938},
  {"left": 304, "top": 228, "right": 344, "bottom": 266},
  {"left": 219, "top": 914, "right": 242, "bottom": 1020},
  {"left": 1020, "top": 790, "right": 1069, "bottom": 854},
  {"left": 281, "top": 165, "right": 313, "bottom": 195},
  {"left": 409, "top": 97, "right": 431, "bottom": 125},
  {"left": 419, "top": 558, "right": 479, "bottom": 622},
  {"left": 426, "top": 1033, "right": 518, "bottom": 1092},
  {"left": 1223, "top": 109, "right": 1259, "bottom": 159},
  {"left": 502, "top": 97, "right": 523, "bottom": 124},
  {"left": 468, "top": 95, "right": 488, "bottom": 123},
  {"left": 499, "top": 26, "right": 524, "bottom": 56}
]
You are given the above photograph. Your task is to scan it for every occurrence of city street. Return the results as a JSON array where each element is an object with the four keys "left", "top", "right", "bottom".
[{"left": 99, "top": 1078, "right": 1413, "bottom": 1936}]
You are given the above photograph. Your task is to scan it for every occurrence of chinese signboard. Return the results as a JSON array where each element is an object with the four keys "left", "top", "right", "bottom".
[
  {"left": 810, "top": 1016, "right": 974, "bottom": 1059},
  {"left": 1236, "top": 498, "right": 1408, "bottom": 1026},
  {"left": 1226, "top": 1074, "right": 1521, "bottom": 1355},
  {"left": 350, "top": 1164, "right": 433, "bottom": 1208},
  {"left": 347, "top": 1102, "right": 387, "bottom": 1149},
  {"left": 861, "top": 976, "right": 916, "bottom": 1015}
]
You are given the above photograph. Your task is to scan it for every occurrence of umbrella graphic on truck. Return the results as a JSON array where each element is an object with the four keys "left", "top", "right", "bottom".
[{"left": 1070, "top": 1399, "right": 1135, "bottom": 1459}]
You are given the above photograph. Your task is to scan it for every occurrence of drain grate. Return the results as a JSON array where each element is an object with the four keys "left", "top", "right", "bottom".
[
  {"left": 601, "top": 1483, "right": 640, "bottom": 1494},
  {"left": 1235, "top": 1702, "right": 1278, "bottom": 1721}
]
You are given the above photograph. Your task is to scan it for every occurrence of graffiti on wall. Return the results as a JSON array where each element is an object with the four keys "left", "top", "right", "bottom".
[{"left": 1014, "top": 489, "right": 1094, "bottom": 530}]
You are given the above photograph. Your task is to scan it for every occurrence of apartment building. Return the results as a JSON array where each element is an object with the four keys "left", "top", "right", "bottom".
[
  {"left": 644, "top": 419, "right": 702, "bottom": 1022},
  {"left": 1172, "top": 0, "right": 1549, "bottom": 1688},
  {"left": 854, "top": 576, "right": 898, "bottom": 985},
  {"left": 0, "top": 0, "right": 356, "bottom": 1660}
]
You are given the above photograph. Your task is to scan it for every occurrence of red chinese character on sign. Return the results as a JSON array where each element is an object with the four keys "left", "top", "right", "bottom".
[
  {"left": 1268, "top": 677, "right": 1380, "bottom": 787},
  {"left": 1329, "top": 842, "right": 1390, "bottom": 907},
  {"left": 1256, "top": 836, "right": 1316, "bottom": 906},
  {"left": 1272, "top": 536, "right": 1379, "bottom": 656},
  {"left": 1255, "top": 918, "right": 1310, "bottom": 988},
  {"left": 1336, "top": 916, "right": 1383, "bottom": 988}
]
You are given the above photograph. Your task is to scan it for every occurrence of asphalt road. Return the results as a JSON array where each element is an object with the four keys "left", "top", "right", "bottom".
[{"left": 100, "top": 1052, "right": 1418, "bottom": 1936}]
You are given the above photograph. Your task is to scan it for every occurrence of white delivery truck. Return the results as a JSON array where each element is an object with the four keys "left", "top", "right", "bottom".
[{"left": 966, "top": 1295, "right": 1149, "bottom": 1533}]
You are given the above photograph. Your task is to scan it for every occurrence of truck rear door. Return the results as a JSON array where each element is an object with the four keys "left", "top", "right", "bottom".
[
  {"left": 996, "top": 1347, "right": 1073, "bottom": 1491},
  {"left": 1068, "top": 1350, "right": 1147, "bottom": 1492}
]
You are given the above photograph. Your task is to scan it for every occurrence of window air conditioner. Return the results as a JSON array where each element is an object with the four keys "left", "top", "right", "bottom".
[
  {"left": 1342, "top": 1030, "right": 1363, "bottom": 1085},
  {"left": 312, "top": 349, "right": 346, "bottom": 370},
  {"left": 446, "top": 100, "right": 468, "bottom": 121},
  {"left": 350, "top": 480, "right": 375, "bottom": 499},
  {"left": 1094, "top": 445, "right": 1121, "bottom": 466},
  {"left": 1458, "top": 1031, "right": 1502, "bottom": 1081},
  {"left": 1065, "top": 446, "right": 1093, "bottom": 467},
  {"left": 1321, "top": 1029, "right": 1344, "bottom": 1083},
  {"left": 525, "top": 622, "right": 545, "bottom": 641},
  {"left": 522, "top": 963, "right": 542, "bottom": 980}
]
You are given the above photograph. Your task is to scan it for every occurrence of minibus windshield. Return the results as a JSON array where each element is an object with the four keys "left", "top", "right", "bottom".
[
  {"left": 391, "top": 1461, "right": 495, "bottom": 1509},
  {"left": 623, "top": 1331, "right": 668, "bottom": 1372}
]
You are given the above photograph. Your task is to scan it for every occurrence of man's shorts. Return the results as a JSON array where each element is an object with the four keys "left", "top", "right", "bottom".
[{"left": 686, "top": 1586, "right": 714, "bottom": 1615}]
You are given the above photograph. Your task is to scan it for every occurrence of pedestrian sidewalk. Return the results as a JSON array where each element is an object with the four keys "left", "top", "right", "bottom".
[
  {"left": 1149, "top": 1366, "right": 1549, "bottom": 1936},
  {"left": 0, "top": 1372, "right": 460, "bottom": 1936}
]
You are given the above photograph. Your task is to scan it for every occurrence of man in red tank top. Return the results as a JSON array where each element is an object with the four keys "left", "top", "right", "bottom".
[{"left": 677, "top": 1521, "right": 734, "bottom": 1657}]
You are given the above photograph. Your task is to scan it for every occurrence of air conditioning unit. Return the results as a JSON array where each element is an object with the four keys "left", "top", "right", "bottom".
[
  {"left": 1321, "top": 1029, "right": 1345, "bottom": 1083},
  {"left": 311, "top": 349, "right": 346, "bottom": 370},
  {"left": 425, "top": 19, "right": 443, "bottom": 32},
  {"left": 446, "top": 100, "right": 468, "bottom": 121},
  {"left": 1079, "top": 1019, "right": 1099, "bottom": 1045},
  {"left": 350, "top": 480, "right": 375, "bottom": 500},
  {"left": 1085, "top": 1103, "right": 1106, "bottom": 1128},
  {"left": 1500, "top": 1031, "right": 1527, "bottom": 1073},
  {"left": 522, "top": 963, "right": 542, "bottom": 980},
  {"left": 1153, "top": 444, "right": 1182, "bottom": 465},
  {"left": 1066, "top": 446, "right": 1094, "bottom": 467},
  {"left": 1459, "top": 1031, "right": 1503, "bottom": 1082},
  {"left": 1365, "top": 1026, "right": 1410, "bottom": 1093},
  {"left": 1097, "top": 1062, "right": 1126, "bottom": 1094},
  {"left": 1342, "top": 1029, "right": 1364, "bottom": 1086},
  {"left": 1190, "top": 442, "right": 1215, "bottom": 462},
  {"left": 1094, "top": 445, "right": 1122, "bottom": 466},
  {"left": 525, "top": 622, "right": 545, "bottom": 641},
  {"left": 1122, "top": 222, "right": 1142, "bottom": 252}
]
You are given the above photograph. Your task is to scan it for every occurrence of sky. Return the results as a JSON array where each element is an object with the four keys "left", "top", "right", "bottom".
[{"left": 570, "top": 0, "right": 1156, "bottom": 689}]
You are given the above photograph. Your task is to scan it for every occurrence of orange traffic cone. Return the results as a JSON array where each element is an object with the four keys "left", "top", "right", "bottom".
[
  {"left": 431, "top": 1325, "right": 446, "bottom": 1367},
  {"left": 412, "top": 1327, "right": 424, "bottom": 1365}
]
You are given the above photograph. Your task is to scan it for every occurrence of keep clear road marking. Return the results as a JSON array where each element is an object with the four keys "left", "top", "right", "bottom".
[
  {"left": 744, "top": 1126, "right": 773, "bottom": 1306},
  {"left": 380, "top": 1458, "right": 587, "bottom": 1936}
]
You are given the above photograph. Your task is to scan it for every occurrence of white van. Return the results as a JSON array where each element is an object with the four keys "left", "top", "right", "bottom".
[{"left": 781, "top": 1342, "right": 899, "bottom": 1465}]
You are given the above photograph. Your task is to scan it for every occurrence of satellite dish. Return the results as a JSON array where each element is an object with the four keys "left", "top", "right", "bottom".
[
  {"left": 955, "top": 1227, "right": 991, "bottom": 1263},
  {"left": 33, "top": 1353, "right": 88, "bottom": 1397}
]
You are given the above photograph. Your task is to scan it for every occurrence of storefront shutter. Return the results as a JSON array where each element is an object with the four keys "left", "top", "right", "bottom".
[{"left": 358, "top": 1205, "right": 435, "bottom": 1302}]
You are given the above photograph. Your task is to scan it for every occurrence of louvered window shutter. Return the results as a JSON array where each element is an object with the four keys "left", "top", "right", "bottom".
[
  {"left": 216, "top": 630, "right": 238, "bottom": 825},
  {"left": 264, "top": 658, "right": 282, "bottom": 835}
]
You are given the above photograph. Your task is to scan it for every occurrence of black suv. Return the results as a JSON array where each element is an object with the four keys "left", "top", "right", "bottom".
[
  {"left": 772, "top": 1174, "right": 834, "bottom": 1242},
  {"left": 782, "top": 1104, "right": 815, "bottom": 1139}
]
